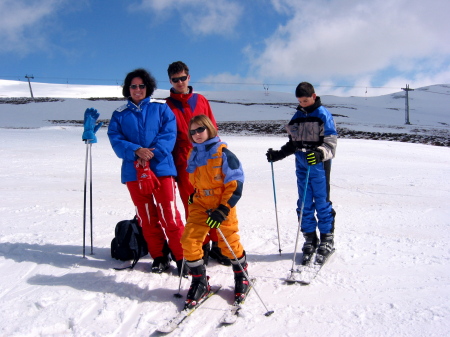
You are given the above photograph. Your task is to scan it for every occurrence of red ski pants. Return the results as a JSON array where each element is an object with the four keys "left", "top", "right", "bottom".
[{"left": 127, "top": 177, "right": 184, "bottom": 261}]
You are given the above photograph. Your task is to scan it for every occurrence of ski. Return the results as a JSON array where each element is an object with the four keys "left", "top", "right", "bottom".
[
  {"left": 220, "top": 278, "right": 257, "bottom": 325},
  {"left": 286, "top": 249, "right": 335, "bottom": 285},
  {"left": 298, "top": 248, "right": 336, "bottom": 285},
  {"left": 156, "top": 284, "right": 222, "bottom": 333},
  {"left": 285, "top": 254, "right": 315, "bottom": 284}
]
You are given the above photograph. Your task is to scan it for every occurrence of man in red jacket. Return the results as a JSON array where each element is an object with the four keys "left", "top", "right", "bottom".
[{"left": 166, "top": 61, "right": 230, "bottom": 266}]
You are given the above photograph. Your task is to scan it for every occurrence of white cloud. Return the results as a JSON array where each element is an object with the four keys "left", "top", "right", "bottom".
[
  {"left": 0, "top": 0, "right": 65, "bottom": 54},
  {"left": 249, "top": 0, "right": 450, "bottom": 86},
  {"left": 133, "top": 0, "right": 243, "bottom": 36},
  {"left": 382, "top": 65, "right": 450, "bottom": 91}
]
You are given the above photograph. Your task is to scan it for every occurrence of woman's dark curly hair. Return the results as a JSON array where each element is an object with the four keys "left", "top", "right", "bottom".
[{"left": 122, "top": 68, "right": 157, "bottom": 98}]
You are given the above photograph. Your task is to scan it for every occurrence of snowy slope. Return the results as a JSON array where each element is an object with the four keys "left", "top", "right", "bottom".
[
  {"left": 1, "top": 81, "right": 450, "bottom": 130},
  {"left": 0, "top": 84, "right": 449, "bottom": 336}
]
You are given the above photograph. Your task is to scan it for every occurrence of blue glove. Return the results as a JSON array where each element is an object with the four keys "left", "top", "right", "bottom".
[{"left": 82, "top": 108, "right": 103, "bottom": 143}]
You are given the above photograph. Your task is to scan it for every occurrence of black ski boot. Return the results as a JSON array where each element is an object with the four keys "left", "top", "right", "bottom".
[
  {"left": 210, "top": 241, "right": 231, "bottom": 266},
  {"left": 176, "top": 259, "right": 189, "bottom": 278},
  {"left": 151, "top": 255, "right": 171, "bottom": 273},
  {"left": 184, "top": 260, "right": 210, "bottom": 309},
  {"left": 316, "top": 233, "right": 334, "bottom": 264},
  {"left": 231, "top": 253, "right": 249, "bottom": 304},
  {"left": 202, "top": 242, "right": 211, "bottom": 266},
  {"left": 162, "top": 240, "right": 172, "bottom": 259},
  {"left": 301, "top": 231, "right": 318, "bottom": 265}
]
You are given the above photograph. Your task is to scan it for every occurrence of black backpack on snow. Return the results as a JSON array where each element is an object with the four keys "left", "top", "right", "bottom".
[{"left": 111, "top": 217, "right": 148, "bottom": 270}]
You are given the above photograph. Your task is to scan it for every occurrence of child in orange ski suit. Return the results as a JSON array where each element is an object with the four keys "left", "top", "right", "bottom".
[{"left": 180, "top": 114, "right": 249, "bottom": 308}]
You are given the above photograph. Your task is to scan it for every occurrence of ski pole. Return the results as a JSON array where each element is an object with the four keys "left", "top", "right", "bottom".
[
  {"left": 81, "top": 108, "right": 101, "bottom": 258},
  {"left": 174, "top": 258, "right": 186, "bottom": 298},
  {"left": 217, "top": 228, "right": 274, "bottom": 317},
  {"left": 288, "top": 165, "right": 311, "bottom": 279},
  {"left": 82, "top": 141, "right": 94, "bottom": 258},
  {"left": 89, "top": 141, "right": 93, "bottom": 255},
  {"left": 82, "top": 142, "right": 89, "bottom": 258},
  {"left": 268, "top": 148, "right": 282, "bottom": 255}
]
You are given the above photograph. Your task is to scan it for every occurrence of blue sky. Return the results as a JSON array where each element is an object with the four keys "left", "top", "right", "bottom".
[{"left": 1, "top": 0, "right": 450, "bottom": 96}]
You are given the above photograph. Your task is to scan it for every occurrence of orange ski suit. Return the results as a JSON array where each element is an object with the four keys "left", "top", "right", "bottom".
[{"left": 181, "top": 136, "right": 245, "bottom": 261}]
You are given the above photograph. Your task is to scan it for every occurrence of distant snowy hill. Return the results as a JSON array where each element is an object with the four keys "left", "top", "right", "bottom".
[{"left": 1, "top": 81, "right": 449, "bottom": 146}]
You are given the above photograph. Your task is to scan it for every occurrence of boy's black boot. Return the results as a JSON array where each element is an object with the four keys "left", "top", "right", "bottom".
[
  {"left": 151, "top": 255, "right": 171, "bottom": 273},
  {"left": 301, "top": 231, "right": 318, "bottom": 265},
  {"left": 317, "top": 232, "right": 334, "bottom": 260},
  {"left": 184, "top": 260, "right": 210, "bottom": 309},
  {"left": 231, "top": 253, "right": 249, "bottom": 303},
  {"left": 210, "top": 241, "right": 231, "bottom": 266}
]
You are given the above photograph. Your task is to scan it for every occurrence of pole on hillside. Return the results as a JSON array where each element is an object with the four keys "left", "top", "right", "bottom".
[
  {"left": 25, "top": 75, "right": 35, "bottom": 101},
  {"left": 401, "top": 84, "right": 414, "bottom": 125}
]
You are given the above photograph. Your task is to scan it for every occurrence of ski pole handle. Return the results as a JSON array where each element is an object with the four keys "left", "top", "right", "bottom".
[{"left": 268, "top": 148, "right": 273, "bottom": 161}]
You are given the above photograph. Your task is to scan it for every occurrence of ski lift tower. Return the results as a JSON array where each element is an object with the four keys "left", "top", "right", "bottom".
[
  {"left": 401, "top": 84, "right": 413, "bottom": 125},
  {"left": 25, "top": 75, "right": 35, "bottom": 101}
]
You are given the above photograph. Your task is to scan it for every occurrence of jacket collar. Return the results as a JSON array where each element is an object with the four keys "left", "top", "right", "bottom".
[
  {"left": 127, "top": 96, "right": 150, "bottom": 112},
  {"left": 296, "top": 96, "right": 322, "bottom": 114},
  {"left": 192, "top": 136, "right": 221, "bottom": 152},
  {"left": 170, "top": 86, "right": 194, "bottom": 102}
]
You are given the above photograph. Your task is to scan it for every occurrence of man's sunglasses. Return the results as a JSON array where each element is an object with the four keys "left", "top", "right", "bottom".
[
  {"left": 130, "top": 84, "right": 146, "bottom": 89},
  {"left": 171, "top": 76, "right": 188, "bottom": 83},
  {"left": 189, "top": 126, "right": 207, "bottom": 135}
]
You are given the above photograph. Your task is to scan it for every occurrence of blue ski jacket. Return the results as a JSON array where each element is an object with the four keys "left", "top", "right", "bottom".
[
  {"left": 286, "top": 100, "right": 337, "bottom": 160},
  {"left": 107, "top": 97, "right": 177, "bottom": 183}
]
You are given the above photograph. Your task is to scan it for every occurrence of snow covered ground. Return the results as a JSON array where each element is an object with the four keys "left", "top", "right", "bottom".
[{"left": 0, "top": 84, "right": 449, "bottom": 336}]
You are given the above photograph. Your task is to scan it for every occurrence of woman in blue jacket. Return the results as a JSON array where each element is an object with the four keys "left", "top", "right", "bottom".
[{"left": 108, "top": 68, "right": 185, "bottom": 275}]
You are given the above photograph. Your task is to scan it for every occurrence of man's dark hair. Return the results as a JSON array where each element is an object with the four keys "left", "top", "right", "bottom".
[
  {"left": 167, "top": 61, "right": 189, "bottom": 78},
  {"left": 295, "top": 82, "right": 315, "bottom": 98},
  {"left": 122, "top": 68, "right": 157, "bottom": 98}
]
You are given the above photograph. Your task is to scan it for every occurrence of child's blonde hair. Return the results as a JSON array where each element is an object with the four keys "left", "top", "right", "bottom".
[{"left": 188, "top": 114, "right": 218, "bottom": 142}]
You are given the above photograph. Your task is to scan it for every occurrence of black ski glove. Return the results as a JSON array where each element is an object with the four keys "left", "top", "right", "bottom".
[
  {"left": 306, "top": 150, "right": 323, "bottom": 165},
  {"left": 188, "top": 192, "right": 194, "bottom": 205},
  {"left": 206, "top": 204, "right": 230, "bottom": 229},
  {"left": 266, "top": 148, "right": 286, "bottom": 162}
]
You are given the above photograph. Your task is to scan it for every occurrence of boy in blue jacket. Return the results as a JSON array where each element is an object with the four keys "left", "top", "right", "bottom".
[{"left": 266, "top": 82, "right": 337, "bottom": 265}]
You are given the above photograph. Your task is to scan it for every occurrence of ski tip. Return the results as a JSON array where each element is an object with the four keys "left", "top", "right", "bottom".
[
  {"left": 265, "top": 310, "right": 274, "bottom": 317},
  {"left": 221, "top": 317, "right": 238, "bottom": 325},
  {"left": 285, "top": 273, "right": 297, "bottom": 284},
  {"left": 156, "top": 325, "right": 175, "bottom": 334}
]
